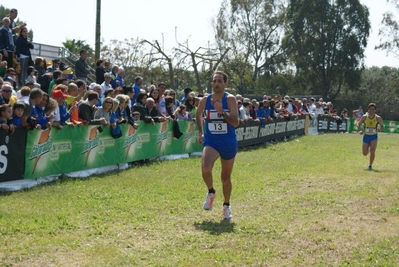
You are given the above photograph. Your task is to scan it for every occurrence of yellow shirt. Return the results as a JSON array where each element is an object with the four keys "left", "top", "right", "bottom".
[{"left": 364, "top": 113, "right": 378, "bottom": 135}]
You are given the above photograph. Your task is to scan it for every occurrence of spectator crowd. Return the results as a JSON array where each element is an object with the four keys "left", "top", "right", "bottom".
[{"left": 0, "top": 8, "right": 348, "bottom": 140}]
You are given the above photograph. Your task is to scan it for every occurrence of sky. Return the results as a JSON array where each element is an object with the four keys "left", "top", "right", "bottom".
[{"left": 5, "top": 0, "right": 399, "bottom": 68}]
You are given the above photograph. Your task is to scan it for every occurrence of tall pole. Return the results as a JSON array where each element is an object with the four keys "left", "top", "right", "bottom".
[{"left": 95, "top": 0, "right": 101, "bottom": 60}]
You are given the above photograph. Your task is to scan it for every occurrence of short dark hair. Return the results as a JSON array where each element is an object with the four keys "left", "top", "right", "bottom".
[
  {"left": 0, "top": 104, "right": 11, "bottom": 114},
  {"left": 135, "top": 76, "right": 143, "bottom": 83},
  {"left": 87, "top": 91, "right": 99, "bottom": 101},
  {"left": 214, "top": 71, "right": 228, "bottom": 83},
  {"left": 13, "top": 102, "right": 25, "bottom": 111},
  {"left": 29, "top": 88, "right": 43, "bottom": 100},
  {"left": 79, "top": 49, "right": 87, "bottom": 56},
  {"left": 75, "top": 79, "right": 86, "bottom": 89},
  {"left": 53, "top": 70, "right": 62, "bottom": 79}
]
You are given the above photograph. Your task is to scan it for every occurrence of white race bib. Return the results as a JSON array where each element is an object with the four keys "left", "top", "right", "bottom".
[{"left": 208, "top": 122, "right": 227, "bottom": 134}]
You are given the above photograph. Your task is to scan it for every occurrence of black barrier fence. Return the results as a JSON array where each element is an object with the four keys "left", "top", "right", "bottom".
[
  {"left": 0, "top": 128, "right": 27, "bottom": 182},
  {"left": 316, "top": 116, "right": 348, "bottom": 133},
  {"left": 237, "top": 115, "right": 307, "bottom": 147}
]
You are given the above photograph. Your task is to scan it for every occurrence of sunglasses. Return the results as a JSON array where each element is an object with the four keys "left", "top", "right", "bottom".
[
  {"left": 104, "top": 101, "right": 113, "bottom": 104},
  {"left": 2, "top": 90, "right": 12, "bottom": 93}
]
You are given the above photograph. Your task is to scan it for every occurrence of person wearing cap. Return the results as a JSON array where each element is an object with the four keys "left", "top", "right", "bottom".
[
  {"left": 52, "top": 85, "right": 76, "bottom": 128},
  {"left": 47, "top": 58, "right": 60, "bottom": 73},
  {"left": 356, "top": 103, "right": 384, "bottom": 170},
  {"left": 181, "top": 87, "right": 192, "bottom": 103},
  {"left": 196, "top": 71, "right": 239, "bottom": 220}
]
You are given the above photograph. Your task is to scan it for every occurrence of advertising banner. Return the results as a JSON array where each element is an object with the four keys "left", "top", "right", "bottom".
[{"left": 24, "top": 121, "right": 203, "bottom": 179}]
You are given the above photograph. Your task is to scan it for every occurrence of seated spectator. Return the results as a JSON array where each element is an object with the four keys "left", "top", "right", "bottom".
[
  {"left": 0, "top": 104, "right": 14, "bottom": 133},
  {"left": 78, "top": 91, "right": 106, "bottom": 125},
  {"left": 34, "top": 56, "right": 52, "bottom": 93},
  {"left": 174, "top": 104, "right": 193, "bottom": 121},
  {"left": 111, "top": 67, "right": 125, "bottom": 89},
  {"left": 12, "top": 101, "right": 25, "bottom": 126}
]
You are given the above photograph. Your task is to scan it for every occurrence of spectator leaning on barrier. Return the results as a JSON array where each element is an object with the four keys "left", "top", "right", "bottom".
[
  {"left": 52, "top": 86, "right": 76, "bottom": 128},
  {"left": 74, "top": 49, "right": 90, "bottom": 81},
  {"left": 12, "top": 101, "right": 24, "bottom": 127},
  {"left": 78, "top": 91, "right": 106, "bottom": 125},
  {"left": 21, "top": 88, "right": 43, "bottom": 129},
  {"left": 146, "top": 97, "right": 167, "bottom": 123},
  {"left": 67, "top": 83, "right": 85, "bottom": 125},
  {"left": 0, "top": 103, "right": 14, "bottom": 133},
  {"left": 94, "top": 96, "right": 113, "bottom": 127}
]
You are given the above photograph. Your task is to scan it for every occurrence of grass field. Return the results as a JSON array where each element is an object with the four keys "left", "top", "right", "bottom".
[{"left": 1, "top": 133, "right": 399, "bottom": 267}]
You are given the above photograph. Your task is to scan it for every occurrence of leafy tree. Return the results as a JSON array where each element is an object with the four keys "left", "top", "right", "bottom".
[
  {"left": 344, "top": 66, "right": 399, "bottom": 120},
  {"left": 376, "top": 0, "right": 399, "bottom": 57},
  {"left": 213, "top": 0, "right": 287, "bottom": 94},
  {"left": 100, "top": 38, "right": 146, "bottom": 86},
  {"left": 283, "top": 0, "right": 370, "bottom": 100}
]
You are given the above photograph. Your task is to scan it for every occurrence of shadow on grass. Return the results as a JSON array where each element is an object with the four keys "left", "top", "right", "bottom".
[{"left": 194, "top": 220, "right": 235, "bottom": 235}]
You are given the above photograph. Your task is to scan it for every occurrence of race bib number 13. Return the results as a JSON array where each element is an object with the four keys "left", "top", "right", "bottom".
[{"left": 208, "top": 122, "right": 227, "bottom": 134}]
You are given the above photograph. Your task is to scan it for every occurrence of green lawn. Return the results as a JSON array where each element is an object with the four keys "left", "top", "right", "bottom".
[{"left": 1, "top": 133, "right": 399, "bottom": 266}]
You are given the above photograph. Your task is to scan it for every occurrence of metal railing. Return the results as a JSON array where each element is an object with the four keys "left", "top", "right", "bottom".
[{"left": 31, "top": 42, "right": 96, "bottom": 84}]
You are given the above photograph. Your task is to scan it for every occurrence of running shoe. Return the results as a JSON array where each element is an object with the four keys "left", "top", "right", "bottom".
[
  {"left": 203, "top": 192, "right": 216, "bottom": 210},
  {"left": 223, "top": 205, "right": 232, "bottom": 220},
  {"left": 368, "top": 165, "right": 372, "bottom": 171}
]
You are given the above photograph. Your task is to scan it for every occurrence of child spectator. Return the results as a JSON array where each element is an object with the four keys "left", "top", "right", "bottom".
[
  {"left": 52, "top": 86, "right": 76, "bottom": 128},
  {"left": 0, "top": 104, "right": 14, "bottom": 132},
  {"left": 132, "top": 111, "right": 140, "bottom": 122},
  {"left": 44, "top": 97, "right": 59, "bottom": 129},
  {"left": 174, "top": 104, "right": 193, "bottom": 121},
  {"left": 12, "top": 101, "right": 25, "bottom": 126}
]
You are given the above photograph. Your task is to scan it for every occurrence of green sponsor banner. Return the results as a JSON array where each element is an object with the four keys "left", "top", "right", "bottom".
[
  {"left": 25, "top": 121, "right": 202, "bottom": 179},
  {"left": 348, "top": 118, "right": 399, "bottom": 133}
]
